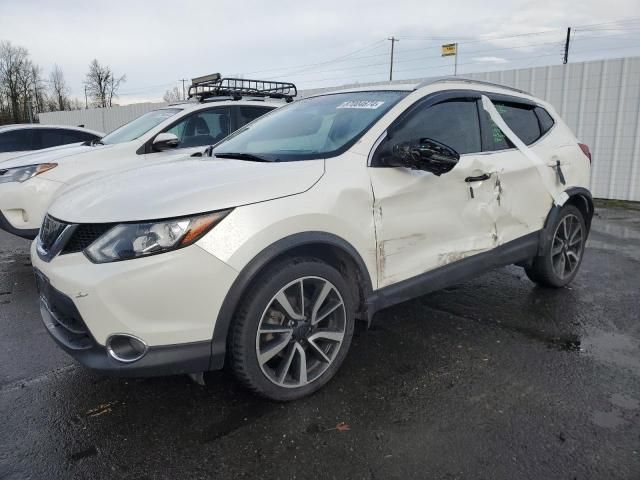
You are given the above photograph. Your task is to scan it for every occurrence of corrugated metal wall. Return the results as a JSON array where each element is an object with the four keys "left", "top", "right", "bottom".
[
  {"left": 38, "top": 102, "right": 167, "bottom": 135},
  {"left": 467, "top": 57, "right": 640, "bottom": 202}
]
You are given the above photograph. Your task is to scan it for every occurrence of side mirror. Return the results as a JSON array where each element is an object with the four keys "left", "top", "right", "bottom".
[
  {"left": 389, "top": 138, "right": 459, "bottom": 176},
  {"left": 152, "top": 133, "right": 180, "bottom": 151}
]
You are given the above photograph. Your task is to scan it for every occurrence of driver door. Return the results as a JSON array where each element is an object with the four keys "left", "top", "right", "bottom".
[{"left": 369, "top": 93, "right": 501, "bottom": 288}]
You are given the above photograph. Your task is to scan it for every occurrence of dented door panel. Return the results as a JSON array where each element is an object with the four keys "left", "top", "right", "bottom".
[
  {"left": 370, "top": 154, "right": 500, "bottom": 288},
  {"left": 477, "top": 148, "right": 552, "bottom": 245}
]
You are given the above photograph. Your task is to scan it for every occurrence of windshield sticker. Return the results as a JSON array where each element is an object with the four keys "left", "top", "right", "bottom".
[{"left": 337, "top": 100, "right": 385, "bottom": 110}]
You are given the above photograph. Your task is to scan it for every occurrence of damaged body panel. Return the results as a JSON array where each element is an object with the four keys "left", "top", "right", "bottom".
[{"left": 370, "top": 154, "right": 502, "bottom": 287}]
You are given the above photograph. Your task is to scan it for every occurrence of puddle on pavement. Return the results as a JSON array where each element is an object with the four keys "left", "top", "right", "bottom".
[
  {"left": 591, "top": 410, "right": 627, "bottom": 429},
  {"left": 580, "top": 330, "right": 640, "bottom": 372},
  {"left": 610, "top": 393, "right": 640, "bottom": 410}
]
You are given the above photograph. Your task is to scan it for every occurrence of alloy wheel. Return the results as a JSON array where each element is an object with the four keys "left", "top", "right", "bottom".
[
  {"left": 551, "top": 213, "right": 584, "bottom": 279},
  {"left": 255, "top": 276, "right": 346, "bottom": 388}
]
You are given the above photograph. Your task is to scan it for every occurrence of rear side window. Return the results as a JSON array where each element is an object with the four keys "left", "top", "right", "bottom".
[
  {"left": 239, "top": 106, "right": 272, "bottom": 126},
  {"left": 0, "top": 129, "right": 34, "bottom": 152},
  {"left": 489, "top": 102, "right": 549, "bottom": 150}
]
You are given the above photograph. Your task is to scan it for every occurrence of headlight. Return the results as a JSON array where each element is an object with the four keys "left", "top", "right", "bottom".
[
  {"left": 0, "top": 163, "right": 57, "bottom": 184},
  {"left": 84, "top": 210, "right": 231, "bottom": 263}
]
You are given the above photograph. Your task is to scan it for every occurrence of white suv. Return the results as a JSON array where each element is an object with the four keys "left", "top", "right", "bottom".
[
  {"left": 32, "top": 78, "right": 593, "bottom": 401},
  {"left": 0, "top": 75, "right": 290, "bottom": 238}
]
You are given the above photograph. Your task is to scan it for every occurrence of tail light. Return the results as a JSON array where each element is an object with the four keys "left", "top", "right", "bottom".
[{"left": 578, "top": 143, "right": 592, "bottom": 164}]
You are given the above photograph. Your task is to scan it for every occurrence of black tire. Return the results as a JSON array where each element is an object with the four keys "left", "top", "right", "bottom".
[
  {"left": 229, "top": 257, "right": 355, "bottom": 401},
  {"left": 525, "top": 204, "right": 587, "bottom": 288}
]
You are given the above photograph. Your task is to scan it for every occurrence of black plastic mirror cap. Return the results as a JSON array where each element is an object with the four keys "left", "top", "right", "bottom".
[{"left": 106, "top": 334, "right": 148, "bottom": 363}]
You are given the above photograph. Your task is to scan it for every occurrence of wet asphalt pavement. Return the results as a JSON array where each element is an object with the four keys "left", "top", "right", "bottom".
[{"left": 1, "top": 204, "right": 639, "bottom": 480}]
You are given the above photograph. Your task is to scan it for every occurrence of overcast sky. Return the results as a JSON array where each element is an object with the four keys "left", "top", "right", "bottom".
[{"left": 1, "top": 0, "right": 640, "bottom": 104}]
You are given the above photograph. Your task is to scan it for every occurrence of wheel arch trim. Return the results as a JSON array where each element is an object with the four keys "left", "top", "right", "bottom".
[
  {"left": 538, "top": 186, "right": 593, "bottom": 256},
  {"left": 209, "top": 231, "right": 374, "bottom": 369}
]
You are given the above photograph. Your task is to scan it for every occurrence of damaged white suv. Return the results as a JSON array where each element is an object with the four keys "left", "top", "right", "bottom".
[{"left": 32, "top": 78, "right": 593, "bottom": 401}]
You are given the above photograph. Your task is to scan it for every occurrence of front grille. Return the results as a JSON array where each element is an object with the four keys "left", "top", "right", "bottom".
[
  {"left": 62, "top": 223, "right": 115, "bottom": 254},
  {"left": 39, "top": 215, "right": 68, "bottom": 251},
  {"left": 35, "top": 270, "right": 95, "bottom": 351}
]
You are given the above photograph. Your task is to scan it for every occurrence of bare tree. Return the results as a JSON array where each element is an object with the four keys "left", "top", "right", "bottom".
[
  {"left": 163, "top": 86, "right": 182, "bottom": 103},
  {"left": 49, "top": 64, "right": 69, "bottom": 111},
  {"left": 0, "top": 41, "right": 30, "bottom": 122},
  {"left": 84, "top": 59, "right": 126, "bottom": 108},
  {"left": 0, "top": 41, "right": 64, "bottom": 124}
]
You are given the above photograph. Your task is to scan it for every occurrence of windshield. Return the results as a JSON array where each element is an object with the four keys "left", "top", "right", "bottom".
[
  {"left": 101, "top": 108, "right": 183, "bottom": 145},
  {"left": 213, "top": 91, "right": 408, "bottom": 161}
]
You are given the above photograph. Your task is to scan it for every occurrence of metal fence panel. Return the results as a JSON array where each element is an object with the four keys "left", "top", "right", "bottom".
[{"left": 38, "top": 102, "right": 167, "bottom": 135}]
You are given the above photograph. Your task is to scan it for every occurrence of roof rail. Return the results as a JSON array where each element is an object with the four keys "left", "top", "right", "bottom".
[
  {"left": 188, "top": 74, "right": 298, "bottom": 103},
  {"left": 414, "top": 76, "right": 530, "bottom": 95}
]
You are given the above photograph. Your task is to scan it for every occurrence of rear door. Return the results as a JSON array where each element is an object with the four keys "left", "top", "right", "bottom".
[{"left": 479, "top": 96, "right": 559, "bottom": 244}]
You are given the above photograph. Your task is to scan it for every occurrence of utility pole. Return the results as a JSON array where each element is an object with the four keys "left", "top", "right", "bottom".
[
  {"left": 388, "top": 36, "right": 399, "bottom": 81},
  {"left": 454, "top": 43, "right": 459, "bottom": 76},
  {"left": 84, "top": 86, "right": 88, "bottom": 109},
  {"left": 563, "top": 27, "right": 571, "bottom": 64},
  {"left": 180, "top": 79, "right": 188, "bottom": 100}
]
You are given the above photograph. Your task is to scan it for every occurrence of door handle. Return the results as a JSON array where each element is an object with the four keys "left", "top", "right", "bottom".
[{"left": 465, "top": 173, "right": 492, "bottom": 182}]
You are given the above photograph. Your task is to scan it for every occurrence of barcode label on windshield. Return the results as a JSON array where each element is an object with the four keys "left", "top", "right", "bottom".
[{"left": 337, "top": 100, "right": 385, "bottom": 109}]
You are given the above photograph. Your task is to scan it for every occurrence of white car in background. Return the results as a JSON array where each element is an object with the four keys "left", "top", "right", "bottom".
[
  {"left": 0, "top": 124, "right": 103, "bottom": 162},
  {"left": 0, "top": 74, "right": 293, "bottom": 238}
]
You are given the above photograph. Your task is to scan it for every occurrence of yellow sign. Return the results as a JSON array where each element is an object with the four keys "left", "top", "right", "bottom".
[{"left": 442, "top": 43, "right": 457, "bottom": 57}]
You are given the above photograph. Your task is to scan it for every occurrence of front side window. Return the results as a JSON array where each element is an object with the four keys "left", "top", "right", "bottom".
[
  {"left": 376, "top": 98, "right": 482, "bottom": 161},
  {"left": 165, "top": 108, "right": 231, "bottom": 149},
  {"left": 101, "top": 108, "right": 182, "bottom": 145},
  {"left": 0, "top": 129, "right": 34, "bottom": 152},
  {"left": 213, "top": 91, "right": 409, "bottom": 162}
]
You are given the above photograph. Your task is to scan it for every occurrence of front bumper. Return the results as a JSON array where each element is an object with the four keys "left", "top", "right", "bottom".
[
  {"left": 0, "top": 177, "right": 64, "bottom": 238},
  {"left": 31, "top": 242, "right": 239, "bottom": 375}
]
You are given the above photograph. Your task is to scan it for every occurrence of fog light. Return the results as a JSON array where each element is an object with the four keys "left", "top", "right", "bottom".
[{"left": 106, "top": 334, "right": 147, "bottom": 363}]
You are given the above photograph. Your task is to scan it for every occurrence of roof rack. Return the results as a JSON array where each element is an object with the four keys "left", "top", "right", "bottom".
[
  {"left": 415, "top": 76, "right": 531, "bottom": 95},
  {"left": 188, "top": 73, "right": 297, "bottom": 103}
]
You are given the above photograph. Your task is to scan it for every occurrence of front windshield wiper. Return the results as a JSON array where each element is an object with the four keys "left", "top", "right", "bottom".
[{"left": 214, "top": 152, "right": 273, "bottom": 162}]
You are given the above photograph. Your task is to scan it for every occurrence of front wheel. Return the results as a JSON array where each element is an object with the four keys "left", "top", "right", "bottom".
[
  {"left": 525, "top": 204, "right": 587, "bottom": 288},
  {"left": 229, "top": 257, "right": 355, "bottom": 401}
]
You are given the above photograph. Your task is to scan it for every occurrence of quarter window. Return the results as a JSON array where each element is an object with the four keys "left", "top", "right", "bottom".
[{"left": 535, "top": 107, "right": 555, "bottom": 136}]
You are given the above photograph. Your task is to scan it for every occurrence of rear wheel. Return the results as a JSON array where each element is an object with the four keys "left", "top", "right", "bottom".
[
  {"left": 229, "top": 257, "right": 355, "bottom": 401},
  {"left": 525, "top": 205, "right": 586, "bottom": 288}
]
